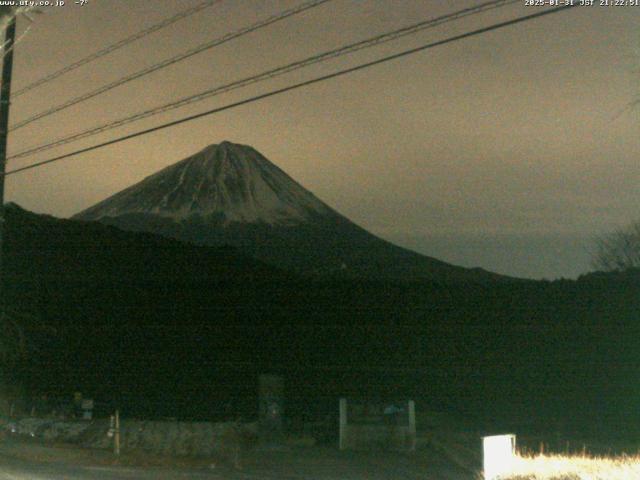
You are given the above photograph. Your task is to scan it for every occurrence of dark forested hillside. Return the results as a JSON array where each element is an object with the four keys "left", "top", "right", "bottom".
[{"left": 5, "top": 204, "right": 640, "bottom": 437}]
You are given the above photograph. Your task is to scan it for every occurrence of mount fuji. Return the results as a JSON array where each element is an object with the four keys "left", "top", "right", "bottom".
[{"left": 74, "top": 141, "right": 505, "bottom": 283}]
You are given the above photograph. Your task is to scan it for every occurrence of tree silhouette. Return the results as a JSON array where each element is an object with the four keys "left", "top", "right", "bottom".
[{"left": 592, "top": 221, "right": 640, "bottom": 271}]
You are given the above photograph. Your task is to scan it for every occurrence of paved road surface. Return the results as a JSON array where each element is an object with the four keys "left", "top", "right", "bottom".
[
  {"left": 0, "top": 447, "right": 476, "bottom": 479},
  {"left": 0, "top": 454, "right": 223, "bottom": 480}
]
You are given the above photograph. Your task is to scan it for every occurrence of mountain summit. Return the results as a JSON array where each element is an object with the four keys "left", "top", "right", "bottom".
[
  {"left": 77, "top": 141, "right": 335, "bottom": 225},
  {"left": 75, "top": 141, "right": 508, "bottom": 283}
]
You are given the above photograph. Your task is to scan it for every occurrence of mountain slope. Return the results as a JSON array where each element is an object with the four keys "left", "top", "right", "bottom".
[{"left": 74, "top": 141, "right": 508, "bottom": 283}]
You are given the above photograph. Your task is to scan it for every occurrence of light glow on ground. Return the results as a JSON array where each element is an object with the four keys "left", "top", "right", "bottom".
[{"left": 499, "top": 452, "right": 640, "bottom": 479}]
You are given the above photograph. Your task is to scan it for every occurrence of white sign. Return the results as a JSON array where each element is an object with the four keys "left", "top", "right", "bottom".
[{"left": 483, "top": 434, "right": 516, "bottom": 480}]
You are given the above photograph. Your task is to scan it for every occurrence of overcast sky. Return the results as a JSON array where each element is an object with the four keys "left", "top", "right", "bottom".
[{"left": 4, "top": 0, "right": 639, "bottom": 279}]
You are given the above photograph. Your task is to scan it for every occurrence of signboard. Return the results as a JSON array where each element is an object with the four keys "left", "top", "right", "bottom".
[
  {"left": 483, "top": 434, "right": 516, "bottom": 480},
  {"left": 347, "top": 401, "right": 410, "bottom": 426},
  {"left": 339, "top": 398, "right": 416, "bottom": 451},
  {"left": 81, "top": 399, "right": 94, "bottom": 420}
]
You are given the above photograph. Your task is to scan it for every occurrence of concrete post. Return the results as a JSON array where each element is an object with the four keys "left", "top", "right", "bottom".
[
  {"left": 407, "top": 400, "right": 416, "bottom": 451},
  {"left": 339, "top": 398, "right": 347, "bottom": 450}
]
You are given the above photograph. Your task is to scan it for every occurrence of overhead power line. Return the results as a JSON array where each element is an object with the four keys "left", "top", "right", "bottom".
[
  {"left": 13, "top": 0, "right": 223, "bottom": 98},
  {"left": 3, "top": 4, "right": 577, "bottom": 178},
  {"left": 9, "top": 0, "right": 520, "bottom": 162},
  {"left": 9, "top": 0, "right": 332, "bottom": 131}
]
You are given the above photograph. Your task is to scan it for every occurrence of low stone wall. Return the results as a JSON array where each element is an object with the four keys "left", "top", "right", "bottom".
[
  {"left": 0, "top": 416, "right": 258, "bottom": 457},
  {"left": 341, "top": 423, "right": 416, "bottom": 451}
]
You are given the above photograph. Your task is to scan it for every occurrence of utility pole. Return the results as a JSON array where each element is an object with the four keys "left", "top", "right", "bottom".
[{"left": 0, "top": 13, "right": 16, "bottom": 313}]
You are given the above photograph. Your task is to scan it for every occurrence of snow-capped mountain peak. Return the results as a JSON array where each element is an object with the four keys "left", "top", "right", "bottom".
[
  {"left": 74, "top": 141, "right": 511, "bottom": 282},
  {"left": 76, "top": 141, "right": 334, "bottom": 225}
]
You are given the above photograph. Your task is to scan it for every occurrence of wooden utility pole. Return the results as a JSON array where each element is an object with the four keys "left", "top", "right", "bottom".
[
  {"left": 0, "top": 13, "right": 16, "bottom": 313},
  {"left": 114, "top": 409, "right": 120, "bottom": 455}
]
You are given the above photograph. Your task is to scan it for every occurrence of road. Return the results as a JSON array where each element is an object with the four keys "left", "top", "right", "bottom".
[
  {"left": 0, "top": 442, "right": 477, "bottom": 479},
  {"left": 0, "top": 454, "right": 231, "bottom": 480}
]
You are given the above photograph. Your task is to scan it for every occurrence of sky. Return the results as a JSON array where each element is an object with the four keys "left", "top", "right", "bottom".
[{"left": 3, "top": 0, "right": 639, "bottom": 280}]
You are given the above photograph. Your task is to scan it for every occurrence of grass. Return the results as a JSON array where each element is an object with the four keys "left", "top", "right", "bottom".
[{"left": 497, "top": 450, "right": 640, "bottom": 479}]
